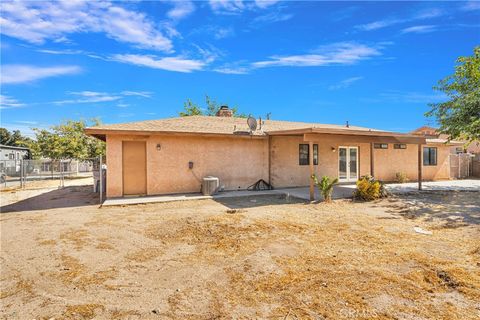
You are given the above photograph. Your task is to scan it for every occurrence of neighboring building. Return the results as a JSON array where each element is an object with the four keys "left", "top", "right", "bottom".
[
  {"left": 411, "top": 126, "right": 479, "bottom": 155},
  {"left": 0, "top": 144, "right": 30, "bottom": 176},
  {"left": 0, "top": 144, "right": 30, "bottom": 161},
  {"left": 86, "top": 108, "right": 457, "bottom": 199}
]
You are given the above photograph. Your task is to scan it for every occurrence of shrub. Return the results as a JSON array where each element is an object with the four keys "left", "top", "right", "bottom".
[
  {"left": 354, "top": 175, "right": 387, "bottom": 201},
  {"left": 395, "top": 172, "right": 409, "bottom": 183},
  {"left": 311, "top": 174, "right": 338, "bottom": 202}
]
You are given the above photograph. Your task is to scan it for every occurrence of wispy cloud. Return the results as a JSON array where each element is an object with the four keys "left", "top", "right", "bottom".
[
  {"left": 328, "top": 77, "right": 364, "bottom": 90},
  {"left": 209, "top": 0, "right": 246, "bottom": 14},
  {"left": 167, "top": 1, "right": 195, "bottom": 20},
  {"left": 461, "top": 1, "right": 480, "bottom": 11},
  {"left": 209, "top": 0, "right": 281, "bottom": 14},
  {"left": 0, "top": 1, "right": 173, "bottom": 52},
  {"left": 111, "top": 54, "right": 207, "bottom": 73},
  {"left": 53, "top": 90, "right": 152, "bottom": 105},
  {"left": 121, "top": 91, "right": 152, "bottom": 98},
  {"left": 0, "top": 94, "right": 25, "bottom": 109},
  {"left": 401, "top": 25, "right": 437, "bottom": 34},
  {"left": 54, "top": 91, "right": 122, "bottom": 105},
  {"left": 356, "top": 7, "right": 445, "bottom": 32},
  {"left": 214, "top": 66, "right": 250, "bottom": 74},
  {"left": 252, "top": 11, "right": 293, "bottom": 25},
  {"left": 1, "top": 65, "right": 82, "bottom": 85},
  {"left": 214, "top": 27, "right": 235, "bottom": 39},
  {"left": 254, "top": 0, "right": 280, "bottom": 9},
  {"left": 252, "top": 42, "right": 382, "bottom": 68}
]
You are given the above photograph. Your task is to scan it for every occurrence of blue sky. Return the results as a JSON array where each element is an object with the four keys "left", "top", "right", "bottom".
[{"left": 1, "top": 0, "right": 479, "bottom": 136}]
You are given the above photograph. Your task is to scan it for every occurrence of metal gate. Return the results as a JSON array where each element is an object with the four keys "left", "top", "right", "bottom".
[{"left": 449, "top": 153, "right": 473, "bottom": 179}]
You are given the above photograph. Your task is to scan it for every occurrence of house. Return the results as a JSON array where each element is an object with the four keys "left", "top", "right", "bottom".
[
  {"left": 0, "top": 144, "right": 30, "bottom": 160},
  {"left": 85, "top": 107, "right": 457, "bottom": 200},
  {"left": 411, "top": 126, "right": 480, "bottom": 155}
]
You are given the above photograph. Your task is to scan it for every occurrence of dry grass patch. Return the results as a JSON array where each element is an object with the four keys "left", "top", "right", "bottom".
[
  {"left": 59, "top": 228, "right": 89, "bottom": 249},
  {"left": 38, "top": 239, "right": 57, "bottom": 246},
  {"left": 125, "top": 247, "right": 163, "bottom": 262},
  {"left": 63, "top": 303, "right": 105, "bottom": 319},
  {"left": 0, "top": 279, "right": 34, "bottom": 300}
]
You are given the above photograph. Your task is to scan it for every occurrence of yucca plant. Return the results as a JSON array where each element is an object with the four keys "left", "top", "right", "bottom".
[{"left": 311, "top": 174, "right": 338, "bottom": 202}]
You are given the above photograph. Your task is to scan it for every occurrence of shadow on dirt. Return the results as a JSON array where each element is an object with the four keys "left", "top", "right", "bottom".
[
  {"left": 377, "top": 190, "right": 480, "bottom": 228},
  {"left": 1, "top": 186, "right": 99, "bottom": 213}
]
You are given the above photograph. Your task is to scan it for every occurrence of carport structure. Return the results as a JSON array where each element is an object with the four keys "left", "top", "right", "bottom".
[{"left": 267, "top": 127, "right": 427, "bottom": 201}]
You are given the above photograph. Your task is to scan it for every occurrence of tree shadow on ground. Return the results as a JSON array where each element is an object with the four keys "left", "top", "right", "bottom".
[
  {"left": 377, "top": 190, "right": 480, "bottom": 228},
  {"left": 1, "top": 186, "right": 99, "bottom": 213}
]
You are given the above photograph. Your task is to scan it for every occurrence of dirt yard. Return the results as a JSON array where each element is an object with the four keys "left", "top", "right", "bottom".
[{"left": 1, "top": 189, "right": 479, "bottom": 319}]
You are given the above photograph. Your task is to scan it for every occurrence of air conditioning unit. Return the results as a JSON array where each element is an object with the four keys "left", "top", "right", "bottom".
[{"left": 202, "top": 176, "right": 219, "bottom": 196}]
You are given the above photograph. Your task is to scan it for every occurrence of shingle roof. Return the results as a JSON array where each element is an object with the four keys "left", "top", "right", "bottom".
[{"left": 85, "top": 115, "right": 382, "bottom": 136}]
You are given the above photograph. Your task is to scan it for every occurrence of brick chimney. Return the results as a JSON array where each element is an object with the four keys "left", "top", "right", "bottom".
[{"left": 216, "top": 106, "right": 233, "bottom": 117}]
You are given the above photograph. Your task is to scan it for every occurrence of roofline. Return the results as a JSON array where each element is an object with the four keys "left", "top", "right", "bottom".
[
  {"left": 0, "top": 144, "right": 30, "bottom": 151},
  {"left": 267, "top": 127, "right": 424, "bottom": 139},
  {"left": 84, "top": 128, "right": 267, "bottom": 140}
]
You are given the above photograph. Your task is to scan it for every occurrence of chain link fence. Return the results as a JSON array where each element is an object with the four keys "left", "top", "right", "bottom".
[{"left": 0, "top": 156, "right": 105, "bottom": 202}]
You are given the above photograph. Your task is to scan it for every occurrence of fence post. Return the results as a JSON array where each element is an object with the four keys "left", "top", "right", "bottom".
[
  {"left": 20, "top": 159, "right": 24, "bottom": 189},
  {"left": 99, "top": 155, "right": 103, "bottom": 204}
]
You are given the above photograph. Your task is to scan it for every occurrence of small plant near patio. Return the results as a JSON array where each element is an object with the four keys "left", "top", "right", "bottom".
[
  {"left": 311, "top": 174, "right": 338, "bottom": 202},
  {"left": 395, "top": 172, "right": 409, "bottom": 183},
  {"left": 354, "top": 175, "right": 388, "bottom": 201}
]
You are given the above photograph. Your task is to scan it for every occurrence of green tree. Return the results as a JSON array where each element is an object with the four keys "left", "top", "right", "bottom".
[
  {"left": 0, "top": 128, "right": 12, "bottom": 145},
  {"left": 0, "top": 128, "right": 33, "bottom": 147},
  {"left": 179, "top": 95, "right": 247, "bottom": 118},
  {"left": 179, "top": 99, "right": 203, "bottom": 117},
  {"left": 31, "top": 119, "right": 105, "bottom": 160},
  {"left": 426, "top": 46, "right": 480, "bottom": 143}
]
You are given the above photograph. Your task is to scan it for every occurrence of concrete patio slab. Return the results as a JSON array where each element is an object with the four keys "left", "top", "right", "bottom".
[
  {"left": 102, "top": 189, "right": 285, "bottom": 206},
  {"left": 102, "top": 179, "right": 480, "bottom": 206}
]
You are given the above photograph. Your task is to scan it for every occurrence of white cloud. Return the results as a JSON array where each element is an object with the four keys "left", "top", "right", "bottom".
[
  {"left": 0, "top": 94, "right": 25, "bottom": 109},
  {"left": 461, "top": 1, "right": 480, "bottom": 11},
  {"left": 167, "top": 1, "right": 195, "bottom": 20},
  {"left": 121, "top": 91, "right": 152, "bottom": 98},
  {"left": 53, "top": 90, "right": 152, "bottom": 105},
  {"left": 111, "top": 54, "right": 206, "bottom": 73},
  {"left": 214, "top": 67, "right": 250, "bottom": 74},
  {"left": 0, "top": 1, "right": 173, "bottom": 52},
  {"left": 1, "top": 65, "right": 82, "bottom": 84},
  {"left": 356, "top": 7, "right": 446, "bottom": 32},
  {"left": 356, "top": 19, "right": 403, "bottom": 31},
  {"left": 252, "top": 42, "right": 382, "bottom": 68},
  {"left": 55, "top": 91, "right": 122, "bottom": 105},
  {"left": 252, "top": 11, "right": 293, "bottom": 25},
  {"left": 401, "top": 25, "right": 437, "bottom": 34},
  {"left": 214, "top": 27, "right": 235, "bottom": 39},
  {"left": 209, "top": 0, "right": 246, "bottom": 14},
  {"left": 328, "top": 77, "right": 364, "bottom": 90},
  {"left": 255, "top": 0, "right": 280, "bottom": 9}
]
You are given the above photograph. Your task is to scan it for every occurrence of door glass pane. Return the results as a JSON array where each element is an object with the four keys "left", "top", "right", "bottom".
[
  {"left": 339, "top": 148, "right": 347, "bottom": 179},
  {"left": 349, "top": 148, "right": 358, "bottom": 179}
]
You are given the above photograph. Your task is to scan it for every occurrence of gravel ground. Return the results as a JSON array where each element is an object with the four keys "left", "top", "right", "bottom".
[{"left": 1, "top": 189, "right": 479, "bottom": 319}]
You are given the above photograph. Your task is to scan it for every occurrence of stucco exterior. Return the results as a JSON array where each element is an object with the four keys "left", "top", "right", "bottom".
[
  {"left": 105, "top": 132, "right": 451, "bottom": 198},
  {"left": 106, "top": 134, "right": 268, "bottom": 198}
]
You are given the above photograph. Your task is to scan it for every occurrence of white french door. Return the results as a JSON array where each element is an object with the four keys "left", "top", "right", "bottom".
[{"left": 338, "top": 146, "right": 359, "bottom": 182}]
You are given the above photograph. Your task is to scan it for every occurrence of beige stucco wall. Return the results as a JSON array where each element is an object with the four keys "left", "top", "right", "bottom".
[
  {"left": 105, "top": 133, "right": 451, "bottom": 198},
  {"left": 270, "top": 136, "right": 371, "bottom": 187},
  {"left": 105, "top": 134, "right": 268, "bottom": 198}
]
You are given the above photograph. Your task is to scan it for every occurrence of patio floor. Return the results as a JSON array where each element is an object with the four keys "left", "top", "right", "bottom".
[{"left": 102, "top": 179, "right": 480, "bottom": 207}]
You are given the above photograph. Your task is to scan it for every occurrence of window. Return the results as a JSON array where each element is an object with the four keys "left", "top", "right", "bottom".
[
  {"left": 394, "top": 144, "right": 407, "bottom": 149},
  {"left": 8, "top": 154, "right": 14, "bottom": 160},
  {"left": 423, "top": 147, "right": 437, "bottom": 166},
  {"left": 374, "top": 143, "right": 388, "bottom": 149},
  {"left": 299, "top": 144, "right": 318, "bottom": 165}
]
